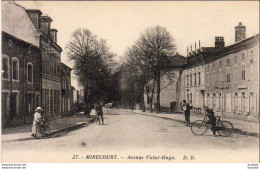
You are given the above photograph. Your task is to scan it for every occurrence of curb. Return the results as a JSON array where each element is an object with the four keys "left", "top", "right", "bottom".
[
  {"left": 2, "top": 117, "right": 96, "bottom": 142},
  {"left": 130, "top": 110, "right": 259, "bottom": 137},
  {"left": 50, "top": 117, "right": 96, "bottom": 135}
]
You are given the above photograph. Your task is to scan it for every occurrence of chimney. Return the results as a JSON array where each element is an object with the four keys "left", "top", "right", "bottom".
[
  {"left": 40, "top": 15, "right": 53, "bottom": 36},
  {"left": 235, "top": 22, "right": 246, "bottom": 43},
  {"left": 50, "top": 29, "right": 58, "bottom": 43},
  {"left": 215, "top": 36, "right": 225, "bottom": 48},
  {"left": 26, "top": 9, "right": 42, "bottom": 29}
]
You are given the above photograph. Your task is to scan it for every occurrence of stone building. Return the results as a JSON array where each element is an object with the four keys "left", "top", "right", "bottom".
[
  {"left": 182, "top": 22, "right": 259, "bottom": 121},
  {"left": 2, "top": 2, "right": 42, "bottom": 127},
  {"left": 26, "top": 8, "right": 63, "bottom": 119},
  {"left": 203, "top": 25, "right": 259, "bottom": 120},
  {"left": 60, "top": 63, "right": 73, "bottom": 116},
  {"left": 182, "top": 40, "right": 222, "bottom": 114},
  {"left": 1, "top": 2, "right": 74, "bottom": 127}
]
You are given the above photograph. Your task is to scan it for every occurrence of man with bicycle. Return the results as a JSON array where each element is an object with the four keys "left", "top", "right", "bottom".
[{"left": 205, "top": 106, "right": 217, "bottom": 136}]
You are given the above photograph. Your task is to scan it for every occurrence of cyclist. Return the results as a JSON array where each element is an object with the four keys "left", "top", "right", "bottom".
[{"left": 205, "top": 106, "right": 217, "bottom": 136}]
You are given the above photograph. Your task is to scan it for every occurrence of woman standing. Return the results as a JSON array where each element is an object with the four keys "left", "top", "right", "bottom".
[{"left": 31, "top": 107, "right": 42, "bottom": 138}]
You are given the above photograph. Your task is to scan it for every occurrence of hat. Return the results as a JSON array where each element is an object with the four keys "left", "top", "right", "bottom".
[{"left": 35, "top": 107, "right": 43, "bottom": 112}]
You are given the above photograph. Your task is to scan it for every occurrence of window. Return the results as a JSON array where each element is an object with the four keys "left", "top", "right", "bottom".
[
  {"left": 194, "top": 73, "right": 197, "bottom": 85},
  {"left": 219, "top": 69, "right": 223, "bottom": 81},
  {"left": 212, "top": 70, "right": 216, "bottom": 85},
  {"left": 242, "top": 63, "right": 246, "bottom": 81},
  {"left": 2, "top": 55, "right": 9, "bottom": 80},
  {"left": 190, "top": 74, "right": 192, "bottom": 86},
  {"left": 12, "top": 58, "right": 19, "bottom": 81},
  {"left": 27, "top": 63, "right": 33, "bottom": 83},
  {"left": 234, "top": 65, "right": 238, "bottom": 83},
  {"left": 198, "top": 72, "right": 201, "bottom": 85},
  {"left": 10, "top": 91, "right": 19, "bottom": 119},
  {"left": 2, "top": 91, "right": 10, "bottom": 118},
  {"left": 190, "top": 93, "right": 192, "bottom": 104},
  {"left": 226, "top": 67, "right": 231, "bottom": 82},
  {"left": 241, "top": 92, "right": 245, "bottom": 112},
  {"left": 242, "top": 53, "right": 245, "bottom": 59},
  {"left": 249, "top": 60, "right": 255, "bottom": 80},
  {"left": 187, "top": 75, "right": 189, "bottom": 86}
]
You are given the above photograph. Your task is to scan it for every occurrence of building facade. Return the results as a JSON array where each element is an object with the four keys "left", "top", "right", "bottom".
[
  {"left": 2, "top": 2, "right": 42, "bottom": 127},
  {"left": 60, "top": 63, "right": 73, "bottom": 116},
  {"left": 182, "top": 23, "right": 259, "bottom": 121},
  {"left": 2, "top": 2, "right": 73, "bottom": 127},
  {"left": 204, "top": 33, "right": 259, "bottom": 120},
  {"left": 26, "top": 8, "right": 63, "bottom": 119}
]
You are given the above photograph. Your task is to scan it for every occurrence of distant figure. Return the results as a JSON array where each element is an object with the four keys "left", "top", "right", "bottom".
[
  {"left": 182, "top": 100, "right": 193, "bottom": 126},
  {"left": 95, "top": 102, "right": 104, "bottom": 125},
  {"left": 32, "top": 107, "right": 42, "bottom": 137},
  {"left": 170, "top": 101, "right": 177, "bottom": 113}
]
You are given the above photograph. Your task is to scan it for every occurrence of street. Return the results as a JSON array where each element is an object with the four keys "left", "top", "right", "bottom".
[{"left": 2, "top": 109, "right": 259, "bottom": 163}]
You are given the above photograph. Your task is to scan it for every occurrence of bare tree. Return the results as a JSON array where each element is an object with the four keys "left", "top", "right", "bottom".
[
  {"left": 128, "top": 26, "right": 177, "bottom": 112},
  {"left": 66, "top": 29, "right": 116, "bottom": 115}
]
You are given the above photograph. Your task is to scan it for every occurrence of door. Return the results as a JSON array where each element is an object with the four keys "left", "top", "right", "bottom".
[{"left": 10, "top": 93, "right": 17, "bottom": 119}]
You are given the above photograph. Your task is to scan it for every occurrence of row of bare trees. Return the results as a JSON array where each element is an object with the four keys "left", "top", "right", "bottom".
[
  {"left": 66, "top": 26, "right": 177, "bottom": 113},
  {"left": 121, "top": 26, "right": 177, "bottom": 112},
  {"left": 66, "top": 29, "right": 118, "bottom": 115}
]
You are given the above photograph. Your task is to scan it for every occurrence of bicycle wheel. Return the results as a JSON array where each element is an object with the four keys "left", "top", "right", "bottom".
[
  {"left": 98, "top": 116, "right": 101, "bottom": 125},
  {"left": 191, "top": 120, "right": 208, "bottom": 135},
  {"left": 45, "top": 126, "right": 52, "bottom": 137},
  {"left": 217, "top": 121, "right": 233, "bottom": 137}
]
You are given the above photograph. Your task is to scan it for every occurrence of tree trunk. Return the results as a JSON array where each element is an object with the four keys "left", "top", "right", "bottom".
[
  {"left": 84, "top": 84, "right": 90, "bottom": 116},
  {"left": 156, "top": 70, "right": 161, "bottom": 112},
  {"left": 149, "top": 78, "right": 155, "bottom": 112},
  {"left": 141, "top": 85, "right": 146, "bottom": 112}
]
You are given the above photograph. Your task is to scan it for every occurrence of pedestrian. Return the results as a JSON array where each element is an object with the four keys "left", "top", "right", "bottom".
[
  {"left": 31, "top": 107, "right": 43, "bottom": 138},
  {"left": 95, "top": 101, "right": 104, "bottom": 125},
  {"left": 182, "top": 100, "right": 193, "bottom": 126}
]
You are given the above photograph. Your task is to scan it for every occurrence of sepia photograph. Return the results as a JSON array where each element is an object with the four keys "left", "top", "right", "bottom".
[{"left": 1, "top": 0, "right": 259, "bottom": 165}]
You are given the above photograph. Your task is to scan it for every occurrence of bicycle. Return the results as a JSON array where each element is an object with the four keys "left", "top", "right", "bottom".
[
  {"left": 191, "top": 114, "right": 233, "bottom": 137},
  {"left": 95, "top": 115, "right": 102, "bottom": 125},
  {"left": 37, "top": 118, "right": 52, "bottom": 138}
]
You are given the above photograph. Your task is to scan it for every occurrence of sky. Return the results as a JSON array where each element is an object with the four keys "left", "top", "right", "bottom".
[{"left": 15, "top": 1, "right": 259, "bottom": 89}]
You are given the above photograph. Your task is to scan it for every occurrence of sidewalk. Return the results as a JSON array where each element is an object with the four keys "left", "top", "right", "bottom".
[
  {"left": 129, "top": 109, "right": 259, "bottom": 137},
  {"left": 2, "top": 112, "right": 95, "bottom": 142}
]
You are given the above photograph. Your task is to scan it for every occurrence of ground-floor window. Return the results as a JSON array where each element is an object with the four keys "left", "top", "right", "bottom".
[
  {"left": 10, "top": 91, "right": 19, "bottom": 119},
  {"left": 249, "top": 92, "right": 255, "bottom": 116},
  {"left": 2, "top": 91, "right": 10, "bottom": 118},
  {"left": 68, "top": 98, "right": 71, "bottom": 111}
]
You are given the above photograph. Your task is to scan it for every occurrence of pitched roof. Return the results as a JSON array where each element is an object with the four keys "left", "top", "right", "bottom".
[
  {"left": 169, "top": 52, "right": 187, "bottom": 67},
  {"left": 2, "top": 2, "right": 39, "bottom": 47}
]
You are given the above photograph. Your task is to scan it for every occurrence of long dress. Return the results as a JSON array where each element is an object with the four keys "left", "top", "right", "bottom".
[{"left": 32, "top": 112, "right": 41, "bottom": 135}]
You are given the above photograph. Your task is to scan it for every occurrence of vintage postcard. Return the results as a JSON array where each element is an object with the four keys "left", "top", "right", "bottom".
[{"left": 1, "top": 0, "right": 259, "bottom": 164}]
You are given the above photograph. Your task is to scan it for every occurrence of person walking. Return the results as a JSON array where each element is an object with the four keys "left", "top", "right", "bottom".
[
  {"left": 95, "top": 102, "right": 104, "bottom": 125},
  {"left": 182, "top": 100, "right": 192, "bottom": 126},
  {"left": 31, "top": 107, "right": 43, "bottom": 138}
]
